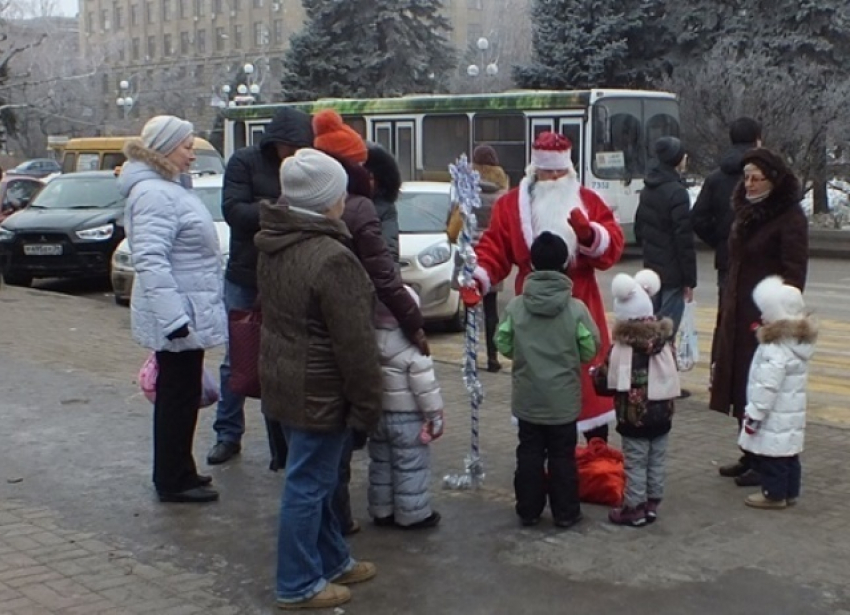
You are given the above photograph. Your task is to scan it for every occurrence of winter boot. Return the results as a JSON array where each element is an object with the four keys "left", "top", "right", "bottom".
[{"left": 608, "top": 504, "right": 647, "bottom": 527}]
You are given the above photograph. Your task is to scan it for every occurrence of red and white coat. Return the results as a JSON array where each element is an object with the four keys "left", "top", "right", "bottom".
[{"left": 474, "top": 179, "right": 625, "bottom": 430}]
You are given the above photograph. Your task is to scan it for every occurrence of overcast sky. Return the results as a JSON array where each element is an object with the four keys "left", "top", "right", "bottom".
[{"left": 56, "top": 0, "right": 77, "bottom": 16}]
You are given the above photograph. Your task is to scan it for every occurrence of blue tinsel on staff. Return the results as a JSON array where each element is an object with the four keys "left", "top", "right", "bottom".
[{"left": 444, "top": 155, "right": 485, "bottom": 490}]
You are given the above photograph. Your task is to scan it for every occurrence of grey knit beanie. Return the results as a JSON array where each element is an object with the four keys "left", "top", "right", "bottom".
[
  {"left": 141, "top": 115, "right": 194, "bottom": 155},
  {"left": 280, "top": 148, "right": 348, "bottom": 213}
]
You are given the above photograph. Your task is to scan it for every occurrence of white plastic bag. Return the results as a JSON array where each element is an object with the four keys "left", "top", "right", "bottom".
[{"left": 676, "top": 301, "right": 699, "bottom": 372}]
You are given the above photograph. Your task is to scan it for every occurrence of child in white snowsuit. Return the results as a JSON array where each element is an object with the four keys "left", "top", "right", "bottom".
[
  {"left": 738, "top": 276, "right": 816, "bottom": 509},
  {"left": 368, "top": 290, "right": 444, "bottom": 529}
]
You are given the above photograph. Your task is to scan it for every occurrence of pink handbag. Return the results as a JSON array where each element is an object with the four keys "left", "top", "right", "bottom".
[{"left": 138, "top": 352, "right": 219, "bottom": 408}]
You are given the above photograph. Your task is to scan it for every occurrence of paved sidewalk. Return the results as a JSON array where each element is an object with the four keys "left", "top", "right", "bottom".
[{"left": 1, "top": 284, "right": 850, "bottom": 614}]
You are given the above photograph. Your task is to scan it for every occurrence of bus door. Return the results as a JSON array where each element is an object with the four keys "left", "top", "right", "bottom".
[
  {"left": 372, "top": 119, "right": 416, "bottom": 181},
  {"left": 528, "top": 115, "right": 584, "bottom": 179}
]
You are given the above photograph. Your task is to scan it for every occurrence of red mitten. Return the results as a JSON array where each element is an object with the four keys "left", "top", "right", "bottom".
[
  {"left": 569, "top": 209, "right": 594, "bottom": 246},
  {"left": 460, "top": 284, "right": 482, "bottom": 308}
]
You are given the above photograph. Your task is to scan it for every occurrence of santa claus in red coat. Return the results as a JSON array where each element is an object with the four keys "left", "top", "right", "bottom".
[{"left": 472, "top": 132, "right": 625, "bottom": 437}]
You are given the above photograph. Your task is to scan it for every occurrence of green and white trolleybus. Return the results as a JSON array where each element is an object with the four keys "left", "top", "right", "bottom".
[{"left": 220, "top": 88, "right": 680, "bottom": 241}]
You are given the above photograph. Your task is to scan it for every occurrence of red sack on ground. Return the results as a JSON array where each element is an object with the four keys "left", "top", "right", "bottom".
[
  {"left": 228, "top": 307, "right": 262, "bottom": 399},
  {"left": 575, "top": 437, "right": 625, "bottom": 507}
]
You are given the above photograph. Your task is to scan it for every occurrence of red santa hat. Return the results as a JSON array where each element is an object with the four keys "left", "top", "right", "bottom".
[{"left": 531, "top": 132, "right": 574, "bottom": 171}]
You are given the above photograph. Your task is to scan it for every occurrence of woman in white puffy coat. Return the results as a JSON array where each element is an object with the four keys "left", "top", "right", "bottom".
[
  {"left": 368, "top": 292, "right": 444, "bottom": 529},
  {"left": 117, "top": 116, "right": 227, "bottom": 504},
  {"left": 738, "top": 276, "right": 817, "bottom": 510}
]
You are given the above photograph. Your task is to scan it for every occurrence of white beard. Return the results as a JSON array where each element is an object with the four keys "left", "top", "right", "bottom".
[{"left": 529, "top": 174, "right": 581, "bottom": 260}]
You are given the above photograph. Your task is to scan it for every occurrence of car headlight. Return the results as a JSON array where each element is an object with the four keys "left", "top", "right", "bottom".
[
  {"left": 76, "top": 224, "right": 114, "bottom": 241},
  {"left": 0, "top": 228, "right": 14, "bottom": 242},
  {"left": 113, "top": 251, "right": 132, "bottom": 267},
  {"left": 417, "top": 241, "right": 451, "bottom": 268}
]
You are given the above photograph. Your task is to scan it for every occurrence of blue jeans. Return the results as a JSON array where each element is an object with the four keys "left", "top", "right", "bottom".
[
  {"left": 276, "top": 427, "right": 353, "bottom": 602},
  {"left": 213, "top": 279, "right": 257, "bottom": 444},
  {"left": 653, "top": 286, "right": 686, "bottom": 337}
]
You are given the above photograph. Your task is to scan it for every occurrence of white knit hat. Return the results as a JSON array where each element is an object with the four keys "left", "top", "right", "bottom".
[
  {"left": 612, "top": 269, "right": 661, "bottom": 321},
  {"left": 753, "top": 276, "right": 805, "bottom": 322},
  {"left": 141, "top": 115, "right": 194, "bottom": 155},
  {"left": 280, "top": 148, "right": 347, "bottom": 213}
]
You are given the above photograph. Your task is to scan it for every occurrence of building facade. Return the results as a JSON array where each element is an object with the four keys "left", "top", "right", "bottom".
[{"left": 77, "top": 0, "right": 488, "bottom": 135}]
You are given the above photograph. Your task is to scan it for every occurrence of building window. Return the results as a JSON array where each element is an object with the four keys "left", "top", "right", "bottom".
[
  {"left": 194, "top": 64, "right": 204, "bottom": 86},
  {"left": 102, "top": 74, "right": 109, "bottom": 94},
  {"left": 197, "top": 29, "right": 206, "bottom": 53},
  {"left": 253, "top": 0, "right": 262, "bottom": 7},
  {"left": 130, "top": 4, "right": 138, "bottom": 25},
  {"left": 146, "top": 1, "right": 154, "bottom": 23},
  {"left": 100, "top": 8, "right": 109, "bottom": 29},
  {"left": 180, "top": 31, "right": 190, "bottom": 54},
  {"left": 86, "top": 11, "right": 94, "bottom": 33},
  {"left": 147, "top": 35, "right": 156, "bottom": 58},
  {"left": 194, "top": 0, "right": 205, "bottom": 16},
  {"left": 212, "top": 0, "right": 221, "bottom": 13},
  {"left": 215, "top": 27, "right": 225, "bottom": 51},
  {"left": 232, "top": 0, "right": 240, "bottom": 11},
  {"left": 132, "top": 37, "right": 140, "bottom": 60},
  {"left": 114, "top": 5, "right": 123, "bottom": 28},
  {"left": 273, "top": 19, "right": 283, "bottom": 44},
  {"left": 162, "top": 0, "right": 171, "bottom": 21},
  {"left": 232, "top": 24, "right": 242, "bottom": 49},
  {"left": 178, "top": 0, "right": 187, "bottom": 18},
  {"left": 163, "top": 33, "right": 172, "bottom": 55},
  {"left": 118, "top": 47, "right": 126, "bottom": 61},
  {"left": 253, "top": 22, "right": 266, "bottom": 47}
]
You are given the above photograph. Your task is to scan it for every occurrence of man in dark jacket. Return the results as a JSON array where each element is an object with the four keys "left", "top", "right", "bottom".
[
  {"left": 208, "top": 107, "right": 314, "bottom": 467},
  {"left": 691, "top": 117, "right": 762, "bottom": 366},
  {"left": 635, "top": 136, "right": 696, "bottom": 335}
]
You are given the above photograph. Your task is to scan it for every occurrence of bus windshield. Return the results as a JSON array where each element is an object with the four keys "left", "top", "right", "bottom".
[{"left": 592, "top": 97, "right": 680, "bottom": 180}]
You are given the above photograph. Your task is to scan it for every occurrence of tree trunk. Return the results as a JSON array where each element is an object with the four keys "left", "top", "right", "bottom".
[{"left": 812, "top": 136, "right": 830, "bottom": 215}]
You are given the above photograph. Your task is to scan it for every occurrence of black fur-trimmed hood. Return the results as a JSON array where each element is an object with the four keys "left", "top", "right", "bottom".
[
  {"left": 731, "top": 168, "right": 802, "bottom": 238},
  {"left": 612, "top": 317, "right": 674, "bottom": 353}
]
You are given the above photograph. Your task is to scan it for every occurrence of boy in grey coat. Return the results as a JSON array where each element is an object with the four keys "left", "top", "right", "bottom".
[{"left": 368, "top": 289, "right": 444, "bottom": 529}]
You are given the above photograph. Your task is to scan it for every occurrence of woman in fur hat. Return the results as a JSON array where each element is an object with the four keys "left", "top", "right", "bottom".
[
  {"left": 738, "top": 276, "right": 816, "bottom": 509},
  {"left": 710, "top": 147, "right": 808, "bottom": 487}
]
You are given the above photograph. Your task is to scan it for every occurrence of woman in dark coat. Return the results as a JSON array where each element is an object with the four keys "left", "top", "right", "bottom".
[
  {"left": 710, "top": 148, "right": 808, "bottom": 485},
  {"left": 364, "top": 142, "right": 402, "bottom": 264}
]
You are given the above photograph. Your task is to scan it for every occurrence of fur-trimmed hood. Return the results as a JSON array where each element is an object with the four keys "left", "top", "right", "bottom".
[
  {"left": 117, "top": 139, "right": 188, "bottom": 197},
  {"left": 731, "top": 171, "right": 802, "bottom": 239},
  {"left": 612, "top": 317, "right": 674, "bottom": 354},
  {"left": 123, "top": 139, "right": 180, "bottom": 179},
  {"left": 757, "top": 317, "right": 818, "bottom": 347},
  {"left": 473, "top": 163, "right": 510, "bottom": 192}
]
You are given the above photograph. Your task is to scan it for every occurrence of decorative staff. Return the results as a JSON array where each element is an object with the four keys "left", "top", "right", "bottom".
[{"left": 444, "top": 155, "right": 486, "bottom": 490}]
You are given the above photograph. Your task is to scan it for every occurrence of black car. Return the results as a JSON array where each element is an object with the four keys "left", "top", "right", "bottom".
[
  {"left": 0, "top": 171, "right": 126, "bottom": 286},
  {"left": 6, "top": 158, "right": 62, "bottom": 179}
]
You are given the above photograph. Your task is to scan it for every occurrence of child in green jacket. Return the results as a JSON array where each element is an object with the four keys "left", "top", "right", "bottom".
[{"left": 496, "top": 231, "right": 600, "bottom": 528}]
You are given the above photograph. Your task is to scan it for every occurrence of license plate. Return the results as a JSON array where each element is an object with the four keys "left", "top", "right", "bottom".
[{"left": 24, "top": 244, "right": 63, "bottom": 256}]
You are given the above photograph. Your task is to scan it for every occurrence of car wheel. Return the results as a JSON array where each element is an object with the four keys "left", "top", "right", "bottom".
[
  {"left": 114, "top": 294, "right": 130, "bottom": 307},
  {"left": 3, "top": 272, "right": 32, "bottom": 287},
  {"left": 444, "top": 298, "right": 465, "bottom": 333}
]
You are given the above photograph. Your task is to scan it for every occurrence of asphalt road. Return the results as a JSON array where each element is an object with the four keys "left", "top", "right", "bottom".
[{"left": 23, "top": 250, "right": 850, "bottom": 323}]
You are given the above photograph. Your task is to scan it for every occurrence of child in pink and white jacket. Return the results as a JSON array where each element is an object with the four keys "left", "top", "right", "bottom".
[
  {"left": 367, "top": 289, "right": 444, "bottom": 530},
  {"left": 738, "top": 276, "right": 816, "bottom": 510}
]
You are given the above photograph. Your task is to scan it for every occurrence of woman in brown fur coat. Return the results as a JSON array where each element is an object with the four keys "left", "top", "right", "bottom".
[{"left": 710, "top": 148, "right": 808, "bottom": 486}]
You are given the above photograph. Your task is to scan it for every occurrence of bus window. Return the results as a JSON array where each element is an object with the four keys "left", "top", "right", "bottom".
[
  {"left": 76, "top": 153, "right": 100, "bottom": 172},
  {"left": 592, "top": 99, "right": 644, "bottom": 179},
  {"left": 473, "top": 112, "right": 525, "bottom": 186},
  {"left": 645, "top": 98, "right": 680, "bottom": 167},
  {"left": 192, "top": 151, "right": 226, "bottom": 174},
  {"left": 422, "top": 115, "right": 469, "bottom": 181},
  {"left": 344, "top": 116, "right": 366, "bottom": 139},
  {"left": 62, "top": 153, "right": 76, "bottom": 173},
  {"left": 102, "top": 153, "right": 126, "bottom": 171}
]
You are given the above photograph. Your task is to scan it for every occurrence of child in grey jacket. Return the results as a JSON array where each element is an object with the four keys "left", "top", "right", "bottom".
[{"left": 368, "top": 288, "right": 444, "bottom": 529}]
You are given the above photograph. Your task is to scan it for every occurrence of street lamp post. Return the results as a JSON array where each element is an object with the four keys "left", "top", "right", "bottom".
[
  {"left": 466, "top": 37, "right": 499, "bottom": 94},
  {"left": 116, "top": 79, "right": 136, "bottom": 119}
]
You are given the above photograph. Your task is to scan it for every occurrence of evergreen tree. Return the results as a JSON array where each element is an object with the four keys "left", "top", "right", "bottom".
[
  {"left": 280, "top": 0, "right": 455, "bottom": 101},
  {"left": 514, "top": 0, "right": 659, "bottom": 89}
]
